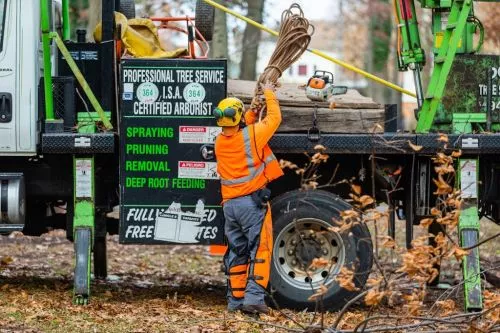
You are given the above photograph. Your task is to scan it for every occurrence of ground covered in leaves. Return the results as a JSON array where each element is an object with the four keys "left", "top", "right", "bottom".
[{"left": 0, "top": 224, "right": 499, "bottom": 333}]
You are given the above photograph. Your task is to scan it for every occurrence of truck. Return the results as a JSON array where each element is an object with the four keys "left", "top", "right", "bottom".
[{"left": 0, "top": 0, "right": 498, "bottom": 311}]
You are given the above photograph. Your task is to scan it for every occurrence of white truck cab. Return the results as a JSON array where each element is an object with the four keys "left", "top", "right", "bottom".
[{"left": 0, "top": 0, "right": 40, "bottom": 155}]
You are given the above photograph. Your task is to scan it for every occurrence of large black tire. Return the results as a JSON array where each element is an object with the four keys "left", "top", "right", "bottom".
[
  {"left": 195, "top": 0, "right": 214, "bottom": 41},
  {"left": 269, "top": 190, "right": 373, "bottom": 311},
  {"left": 119, "top": 0, "right": 136, "bottom": 19}
]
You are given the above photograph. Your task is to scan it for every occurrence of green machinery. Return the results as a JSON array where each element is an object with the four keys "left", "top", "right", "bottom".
[{"left": 395, "top": 0, "right": 500, "bottom": 311}]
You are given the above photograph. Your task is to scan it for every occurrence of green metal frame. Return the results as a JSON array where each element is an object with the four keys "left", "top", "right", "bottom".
[
  {"left": 455, "top": 160, "right": 483, "bottom": 311},
  {"left": 73, "top": 156, "right": 96, "bottom": 305},
  {"left": 452, "top": 117, "right": 483, "bottom": 311},
  {"left": 61, "top": 0, "right": 70, "bottom": 40},
  {"left": 416, "top": 0, "right": 474, "bottom": 133},
  {"left": 40, "top": 0, "right": 54, "bottom": 120}
]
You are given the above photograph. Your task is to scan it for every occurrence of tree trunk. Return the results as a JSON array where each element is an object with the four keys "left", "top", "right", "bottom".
[
  {"left": 209, "top": 0, "right": 228, "bottom": 59},
  {"left": 86, "top": 0, "right": 101, "bottom": 42},
  {"left": 239, "top": 0, "right": 265, "bottom": 80}
]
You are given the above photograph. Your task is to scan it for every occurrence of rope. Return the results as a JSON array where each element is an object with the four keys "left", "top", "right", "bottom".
[{"left": 250, "top": 3, "right": 314, "bottom": 113}]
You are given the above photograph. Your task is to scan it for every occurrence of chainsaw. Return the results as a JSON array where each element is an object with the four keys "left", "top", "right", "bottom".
[{"left": 305, "top": 70, "right": 335, "bottom": 102}]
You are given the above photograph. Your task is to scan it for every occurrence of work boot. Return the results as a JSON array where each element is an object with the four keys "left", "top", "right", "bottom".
[
  {"left": 227, "top": 304, "right": 243, "bottom": 313},
  {"left": 241, "top": 304, "right": 269, "bottom": 315}
]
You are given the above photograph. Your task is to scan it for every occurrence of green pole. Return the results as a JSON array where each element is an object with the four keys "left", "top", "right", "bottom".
[
  {"left": 40, "top": 0, "right": 55, "bottom": 120},
  {"left": 61, "top": 0, "right": 71, "bottom": 40}
]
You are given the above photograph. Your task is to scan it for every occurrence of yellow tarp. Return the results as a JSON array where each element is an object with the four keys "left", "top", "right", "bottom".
[{"left": 94, "top": 12, "right": 188, "bottom": 59}]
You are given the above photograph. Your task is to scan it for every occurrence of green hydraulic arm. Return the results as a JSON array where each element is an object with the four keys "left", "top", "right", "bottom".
[
  {"left": 415, "top": 0, "right": 473, "bottom": 133},
  {"left": 394, "top": 0, "right": 426, "bottom": 108}
]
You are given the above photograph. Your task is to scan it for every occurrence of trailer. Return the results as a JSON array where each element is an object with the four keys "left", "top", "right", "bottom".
[{"left": 0, "top": 0, "right": 498, "bottom": 311}]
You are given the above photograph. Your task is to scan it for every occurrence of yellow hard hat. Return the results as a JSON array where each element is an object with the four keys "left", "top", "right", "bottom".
[{"left": 214, "top": 97, "right": 244, "bottom": 127}]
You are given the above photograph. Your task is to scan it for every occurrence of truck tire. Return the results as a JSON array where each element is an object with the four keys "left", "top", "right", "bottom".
[
  {"left": 195, "top": 0, "right": 214, "bottom": 41},
  {"left": 119, "top": 0, "right": 136, "bottom": 19},
  {"left": 74, "top": 228, "right": 91, "bottom": 305},
  {"left": 269, "top": 190, "right": 373, "bottom": 311}
]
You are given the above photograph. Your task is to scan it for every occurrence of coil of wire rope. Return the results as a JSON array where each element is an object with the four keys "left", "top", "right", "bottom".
[{"left": 250, "top": 3, "right": 314, "bottom": 115}]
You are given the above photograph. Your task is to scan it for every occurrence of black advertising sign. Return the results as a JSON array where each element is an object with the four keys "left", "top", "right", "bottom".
[{"left": 119, "top": 59, "right": 227, "bottom": 244}]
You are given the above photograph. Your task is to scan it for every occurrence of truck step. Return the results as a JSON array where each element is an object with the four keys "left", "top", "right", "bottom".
[{"left": 0, "top": 224, "right": 24, "bottom": 233}]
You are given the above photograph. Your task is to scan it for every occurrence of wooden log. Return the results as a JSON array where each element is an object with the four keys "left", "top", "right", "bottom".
[
  {"left": 228, "top": 79, "right": 385, "bottom": 133},
  {"left": 275, "top": 106, "right": 385, "bottom": 133}
]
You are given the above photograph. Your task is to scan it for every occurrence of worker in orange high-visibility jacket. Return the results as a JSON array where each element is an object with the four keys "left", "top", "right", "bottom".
[{"left": 214, "top": 81, "right": 283, "bottom": 315}]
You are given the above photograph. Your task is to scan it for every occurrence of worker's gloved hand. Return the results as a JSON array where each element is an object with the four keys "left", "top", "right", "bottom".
[
  {"left": 250, "top": 95, "right": 265, "bottom": 113},
  {"left": 260, "top": 81, "right": 276, "bottom": 92}
]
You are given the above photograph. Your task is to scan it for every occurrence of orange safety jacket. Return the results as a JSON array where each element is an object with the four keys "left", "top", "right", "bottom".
[{"left": 215, "top": 89, "right": 284, "bottom": 202}]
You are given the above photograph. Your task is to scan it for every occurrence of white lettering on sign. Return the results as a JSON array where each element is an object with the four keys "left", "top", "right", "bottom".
[
  {"left": 136, "top": 82, "right": 159, "bottom": 103},
  {"left": 122, "top": 69, "right": 224, "bottom": 84},
  {"left": 125, "top": 225, "right": 155, "bottom": 239},
  {"left": 183, "top": 82, "right": 206, "bottom": 104},
  {"left": 178, "top": 161, "right": 219, "bottom": 179},
  {"left": 162, "top": 86, "right": 182, "bottom": 99},
  {"left": 132, "top": 102, "right": 213, "bottom": 116},
  {"left": 123, "top": 69, "right": 175, "bottom": 83},
  {"left": 479, "top": 84, "right": 499, "bottom": 97},
  {"left": 125, "top": 207, "right": 217, "bottom": 223},
  {"left": 491, "top": 67, "right": 500, "bottom": 79},
  {"left": 179, "top": 126, "right": 221, "bottom": 144}
]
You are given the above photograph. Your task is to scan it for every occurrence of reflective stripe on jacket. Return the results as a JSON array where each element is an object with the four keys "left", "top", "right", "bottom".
[{"left": 215, "top": 89, "right": 284, "bottom": 201}]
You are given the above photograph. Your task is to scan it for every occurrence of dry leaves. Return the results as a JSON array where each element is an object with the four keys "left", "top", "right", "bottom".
[
  {"left": 483, "top": 290, "right": 500, "bottom": 321},
  {"left": 314, "top": 144, "right": 326, "bottom": 152},
  {"left": 351, "top": 184, "right": 362, "bottom": 195},
  {"left": 433, "top": 174, "right": 453, "bottom": 195},
  {"left": 419, "top": 218, "right": 434, "bottom": 228},
  {"left": 364, "top": 288, "right": 386, "bottom": 306},
  {"left": 308, "top": 284, "right": 328, "bottom": 301},
  {"left": 308, "top": 257, "right": 330, "bottom": 270},
  {"left": 438, "top": 133, "right": 449, "bottom": 143},
  {"left": 408, "top": 141, "right": 423, "bottom": 152},
  {"left": 435, "top": 299, "right": 456, "bottom": 317},
  {"left": 0, "top": 256, "right": 14, "bottom": 266},
  {"left": 403, "top": 289, "right": 426, "bottom": 316},
  {"left": 379, "top": 236, "right": 396, "bottom": 249},
  {"left": 397, "top": 236, "right": 439, "bottom": 283},
  {"left": 311, "top": 152, "right": 329, "bottom": 164},
  {"left": 336, "top": 267, "right": 359, "bottom": 292},
  {"left": 447, "top": 246, "right": 469, "bottom": 261},
  {"left": 279, "top": 159, "right": 298, "bottom": 170},
  {"left": 366, "top": 277, "right": 383, "bottom": 288},
  {"left": 359, "top": 195, "right": 374, "bottom": 208}
]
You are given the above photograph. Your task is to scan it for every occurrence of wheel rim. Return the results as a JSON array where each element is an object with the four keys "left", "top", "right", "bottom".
[{"left": 273, "top": 218, "right": 345, "bottom": 290}]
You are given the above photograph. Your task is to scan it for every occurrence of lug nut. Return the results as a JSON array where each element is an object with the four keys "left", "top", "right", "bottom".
[
  {"left": 300, "top": 233, "right": 305, "bottom": 238},
  {"left": 319, "top": 239, "right": 325, "bottom": 245},
  {"left": 292, "top": 259, "right": 297, "bottom": 265},
  {"left": 288, "top": 249, "right": 295, "bottom": 255},
  {"left": 322, "top": 249, "right": 328, "bottom": 255},
  {"left": 291, "top": 239, "right": 297, "bottom": 246}
]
